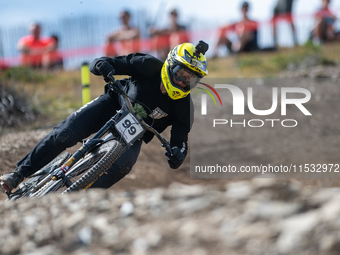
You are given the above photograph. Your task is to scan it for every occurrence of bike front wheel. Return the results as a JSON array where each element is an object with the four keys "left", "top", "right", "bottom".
[{"left": 7, "top": 152, "right": 71, "bottom": 201}]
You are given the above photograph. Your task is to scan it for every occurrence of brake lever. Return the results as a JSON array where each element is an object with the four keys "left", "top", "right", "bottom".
[
  {"left": 107, "top": 70, "right": 115, "bottom": 83},
  {"left": 107, "top": 78, "right": 125, "bottom": 95},
  {"left": 161, "top": 138, "right": 173, "bottom": 156}
]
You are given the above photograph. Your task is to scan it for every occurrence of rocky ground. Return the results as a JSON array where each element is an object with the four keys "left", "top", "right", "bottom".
[{"left": 1, "top": 180, "right": 340, "bottom": 255}]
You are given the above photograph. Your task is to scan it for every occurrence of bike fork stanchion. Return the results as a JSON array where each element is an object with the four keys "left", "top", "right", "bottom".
[{"left": 52, "top": 117, "right": 116, "bottom": 181}]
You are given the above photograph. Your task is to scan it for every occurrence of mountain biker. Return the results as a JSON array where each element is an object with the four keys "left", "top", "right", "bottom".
[{"left": 0, "top": 41, "right": 209, "bottom": 192}]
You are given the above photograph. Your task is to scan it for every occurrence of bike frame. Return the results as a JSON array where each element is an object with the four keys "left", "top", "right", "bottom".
[{"left": 46, "top": 80, "right": 171, "bottom": 190}]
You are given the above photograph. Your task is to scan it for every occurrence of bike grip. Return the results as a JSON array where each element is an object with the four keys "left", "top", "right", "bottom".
[{"left": 107, "top": 70, "right": 115, "bottom": 83}]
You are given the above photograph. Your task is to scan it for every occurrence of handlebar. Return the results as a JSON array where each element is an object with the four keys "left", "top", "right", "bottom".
[{"left": 108, "top": 80, "right": 173, "bottom": 155}]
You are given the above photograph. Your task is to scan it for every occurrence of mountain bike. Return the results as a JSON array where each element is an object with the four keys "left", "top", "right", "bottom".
[{"left": 2, "top": 79, "right": 172, "bottom": 201}]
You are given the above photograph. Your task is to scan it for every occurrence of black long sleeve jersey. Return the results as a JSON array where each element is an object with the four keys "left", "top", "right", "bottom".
[{"left": 89, "top": 53, "right": 194, "bottom": 155}]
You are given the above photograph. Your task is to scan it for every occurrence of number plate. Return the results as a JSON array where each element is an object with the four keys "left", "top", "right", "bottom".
[{"left": 115, "top": 113, "right": 145, "bottom": 144}]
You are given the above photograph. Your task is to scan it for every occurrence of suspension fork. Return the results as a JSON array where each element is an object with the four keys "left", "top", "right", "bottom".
[{"left": 52, "top": 117, "right": 116, "bottom": 182}]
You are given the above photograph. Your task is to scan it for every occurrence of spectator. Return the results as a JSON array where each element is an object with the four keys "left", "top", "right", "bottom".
[
  {"left": 272, "top": 0, "right": 298, "bottom": 48},
  {"left": 213, "top": 1, "right": 259, "bottom": 57},
  {"left": 105, "top": 10, "right": 140, "bottom": 57},
  {"left": 149, "top": 8, "right": 189, "bottom": 60},
  {"left": 311, "top": 0, "right": 339, "bottom": 43},
  {"left": 17, "top": 22, "right": 57, "bottom": 68},
  {"left": 43, "top": 34, "right": 63, "bottom": 70}
]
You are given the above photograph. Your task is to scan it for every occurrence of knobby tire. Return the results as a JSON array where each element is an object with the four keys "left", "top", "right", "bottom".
[{"left": 63, "top": 140, "right": 123, "bottom": 193}]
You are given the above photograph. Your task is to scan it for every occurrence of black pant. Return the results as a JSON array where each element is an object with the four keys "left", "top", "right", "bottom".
[{"left": 17, "top": 92, "right": 142, "bottom": 189}]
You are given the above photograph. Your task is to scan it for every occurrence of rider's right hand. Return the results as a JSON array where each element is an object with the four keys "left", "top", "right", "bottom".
[
  {"left": 96, "top": 61, "right": 115, "bottom": 83},
  {"left": 165, "top": 146, "right": 185, "bottom": 169}
]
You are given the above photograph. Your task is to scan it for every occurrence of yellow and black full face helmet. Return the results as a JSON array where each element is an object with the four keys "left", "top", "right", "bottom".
[{"left": 161, "top": 41, "right": 209, "bottom": 100}]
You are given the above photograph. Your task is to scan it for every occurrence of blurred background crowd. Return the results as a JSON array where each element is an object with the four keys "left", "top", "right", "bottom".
[{"left": 0, "top": 0, "right": 339, "bottom": 70}]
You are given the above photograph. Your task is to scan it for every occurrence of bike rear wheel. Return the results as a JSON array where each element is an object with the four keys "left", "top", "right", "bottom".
[{"left": 32, "top": 139, "right": 123, "bottom": 196}]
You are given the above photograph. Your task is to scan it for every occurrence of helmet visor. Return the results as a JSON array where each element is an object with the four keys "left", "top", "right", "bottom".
[{"left": 170, "top": 64, "right": 201, "bottom": 91}]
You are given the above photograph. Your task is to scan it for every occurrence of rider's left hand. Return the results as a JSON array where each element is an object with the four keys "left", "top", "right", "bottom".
[
  {"left": 96, "top": 61, "right": 115, "bottom": 83},
  {"left": 165, "top": 146, "right": 185, "bottom": 169}
]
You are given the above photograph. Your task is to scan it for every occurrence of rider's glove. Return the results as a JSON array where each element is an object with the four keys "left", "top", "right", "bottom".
[
  {"left": 165, "top": 146, "right": 185, "bottom": 169},
  {"left": 96, "top": 61, "right": 115, "bottom": 83}
]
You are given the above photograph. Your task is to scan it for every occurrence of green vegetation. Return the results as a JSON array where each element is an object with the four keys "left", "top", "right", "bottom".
[
  {"left": 1, "top": 66, "right": 52, "bottom": 83},
  {"left": 0, "top": 69, "right": 102, "bottom": 129}
]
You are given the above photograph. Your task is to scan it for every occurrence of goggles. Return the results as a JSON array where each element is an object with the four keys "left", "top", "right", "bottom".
[{"left": 170, "top": 64, "right": 201, "bottom": 91}]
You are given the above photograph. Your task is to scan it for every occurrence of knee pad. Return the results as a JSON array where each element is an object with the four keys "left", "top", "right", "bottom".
[{"left": 52, "top": 127, "right": 78, "bottom": 150}]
